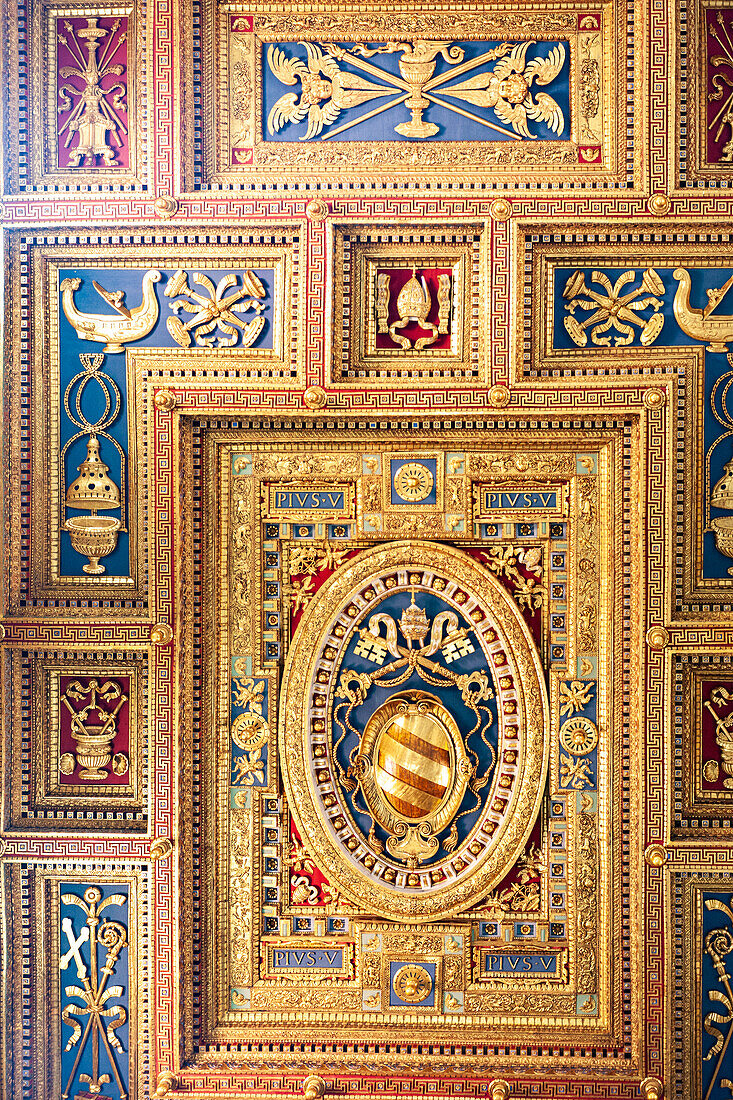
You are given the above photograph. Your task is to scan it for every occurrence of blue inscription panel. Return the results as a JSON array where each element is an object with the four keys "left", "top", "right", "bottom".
[
  {"left": 273, "top": 491, "right": 345, "bottom": 509},
  {"left": 266, "top": 484, "right": 353, "bottom": 518},
  {"left": 480, "top": 490, "right": 559, "bottom": 511},
  {"left": 271, "top": 947, "right": 344, "bottom": 968},
  {"left": 484, "top": 952, "right": 558, "bottom": 974}
]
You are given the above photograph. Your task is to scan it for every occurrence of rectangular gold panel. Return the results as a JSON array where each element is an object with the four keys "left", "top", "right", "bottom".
[{"left": 192, "top": 421, "right": 640, "bottom": 1071}]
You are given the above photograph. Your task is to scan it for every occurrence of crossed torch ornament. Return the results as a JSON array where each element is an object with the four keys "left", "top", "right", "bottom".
[{"left": 60, "top": 887, "right": 128, "bottom": 1099}]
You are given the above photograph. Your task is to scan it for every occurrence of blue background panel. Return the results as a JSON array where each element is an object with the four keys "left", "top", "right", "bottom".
[
  {"left": 553, "top": 266, "right": 733, "bottom": 579},
  {"left": 262, "top": 40, "right": 570, "bottom": 143},
  {"left": 59, "top": 267, "right": 276, "bottom": 577}
]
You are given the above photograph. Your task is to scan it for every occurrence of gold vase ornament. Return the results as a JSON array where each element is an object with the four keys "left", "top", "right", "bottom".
[
  {"left": 71, "top": 720, "right": 117, "bottom": 780},
  {"left": 709, "top": 457, "right": 733, "bottom": 574}
]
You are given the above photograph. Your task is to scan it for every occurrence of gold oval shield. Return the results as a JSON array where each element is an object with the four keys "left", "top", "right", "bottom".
[{"left": 278, "top": 540, "right": 550, "bottom": 923}]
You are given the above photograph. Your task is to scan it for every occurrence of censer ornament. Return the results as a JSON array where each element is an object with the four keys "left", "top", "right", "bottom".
[
  {"left": 61, "top": 354, "right": 126, "bottom": 576},
  {"left": 704, "top": 356, "right": 733, "bottom": 575},
  {"left": 64, "top": 434, "right": 122, "bottom": 574},
  {"left": 710, "top": 457, "right": 733, "bottom": 571}
]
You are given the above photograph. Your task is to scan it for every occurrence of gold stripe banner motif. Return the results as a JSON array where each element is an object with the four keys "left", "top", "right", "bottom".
[{"left": 375, "top": 712, "right": 451, "bottom": 819}]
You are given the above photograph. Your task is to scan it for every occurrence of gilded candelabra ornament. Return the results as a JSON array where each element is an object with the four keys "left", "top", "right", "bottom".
[
  {"left": 562, "top": 268, "right": 665, "bottom": 347},
  {"left": 376, "top": 268, "right": 451, "bottom": 350},
  {"left": 266, "top": 39, "right": 567, "bottom": 141},
  {"left": 164, "top": 268, "right": 267, "bottom": 348},
  {"left": 61, "top": 354, "right": 126, "bottom": 575},
  {"left": 60, "top": 270, "right": 161, "bottom": 354},
  {"left": 56, "top": 17, "right": 128, "bottom": 167},
  {"left": 59, "top": 888, "right": 128, "bottom": 1099},
  {"left": 709, "top": 12, "right": 733, "bottom": 162},
  {"left": 673, "top": 269, "right": 733, "bottom": 353},
  {"left": 61, "top": 679, "right": 128, "bottom": 781}
]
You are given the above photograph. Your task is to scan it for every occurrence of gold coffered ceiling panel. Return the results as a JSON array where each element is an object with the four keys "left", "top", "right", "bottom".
[{"left": 0, "top": 0, "right": 731, "bottom": 1098}]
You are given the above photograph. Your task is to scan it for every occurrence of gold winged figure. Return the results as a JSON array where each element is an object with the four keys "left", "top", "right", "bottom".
[
  {"left": 267, "top": 43, "right": 397, "bottom": 140},
  {"left": 443, "top": 41, "right": 566, "bottom": 137}
]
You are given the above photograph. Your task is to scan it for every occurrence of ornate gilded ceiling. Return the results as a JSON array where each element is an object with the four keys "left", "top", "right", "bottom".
[{"left": 1, "top": 2, "right": 732, "bottom": 1100}]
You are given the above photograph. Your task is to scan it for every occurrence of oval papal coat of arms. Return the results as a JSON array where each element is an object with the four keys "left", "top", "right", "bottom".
[{"left": 279, "top": 540, "right": 549, "bottom": 922}]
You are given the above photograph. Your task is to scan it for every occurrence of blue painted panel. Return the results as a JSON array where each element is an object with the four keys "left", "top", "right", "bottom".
[
  {"left": 701, "top": 893, "right": 733, "bottom": 1099},
  {"left": 552, "top": 265, "right": 733, "bottom": 353},
  {"left": 231, "top": 673, "right": 269, "bottom": 787},
  {"left": 389, "top": 960, "right": 436, "bottom": 1007},
  {"left": 59, "top": 884, "right": 129, "bottom": 1100},
  {"left": 59, "top": 267, "right": 277, "bottom": 577},
  {"left": 390, "top": 457, "right": 438, "bottom": 505},
  {"left": 263, "top": 40, "right": 570, "bottom": 143},
  {"left": 553, "top": 266, "right": 733, "bottom": 579}
]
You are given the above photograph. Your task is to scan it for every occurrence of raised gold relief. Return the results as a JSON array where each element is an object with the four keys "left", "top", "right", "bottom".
[
  {"left": 356, "top": 691, "right": 471, "bottom": 865},
  {"left": 59, "top": 887, "right": 128, "bottom": 1098},
  {"left": 61, "top": 678, "right": 128, "bottom": 781},
  {"left": 392, "top": 963, "right": 433, "bottom": 1003},
  {"left": 57, "top": 17, "right": 128, "bottom": 168},
  {"left": 278, "top": 539, "right": 550, "bottom": 921},
  {"left": 673, "top": 268, "right": 733, "bottom": 353},
  {"left": 61, "top": 354, "right": 126, "bottom": 576},
  {"left": 392, "top": 462, "right": 435, "bottom": 501},
  {"left": 60, "top": 270, "right": 161, "bottom": 354},
  {"left": 164, "top": 268, "right": 267, "bottom": 348},
  {"left": 562, "top": 269, "right": 665, "bottom": 348},
  {"left": 211, "top": 5, "right": 621, "bottom": 186},
  {"left": 376, "top": 269, "right": 452, "bottom": 350},
  {"left": 704, "top": 688, "right": 733, "bottom": 789}
]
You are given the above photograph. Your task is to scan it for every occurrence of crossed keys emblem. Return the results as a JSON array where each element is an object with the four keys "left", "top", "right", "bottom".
[{"left": 60, "top": 887, "right": 128, "bottom": 1099}]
